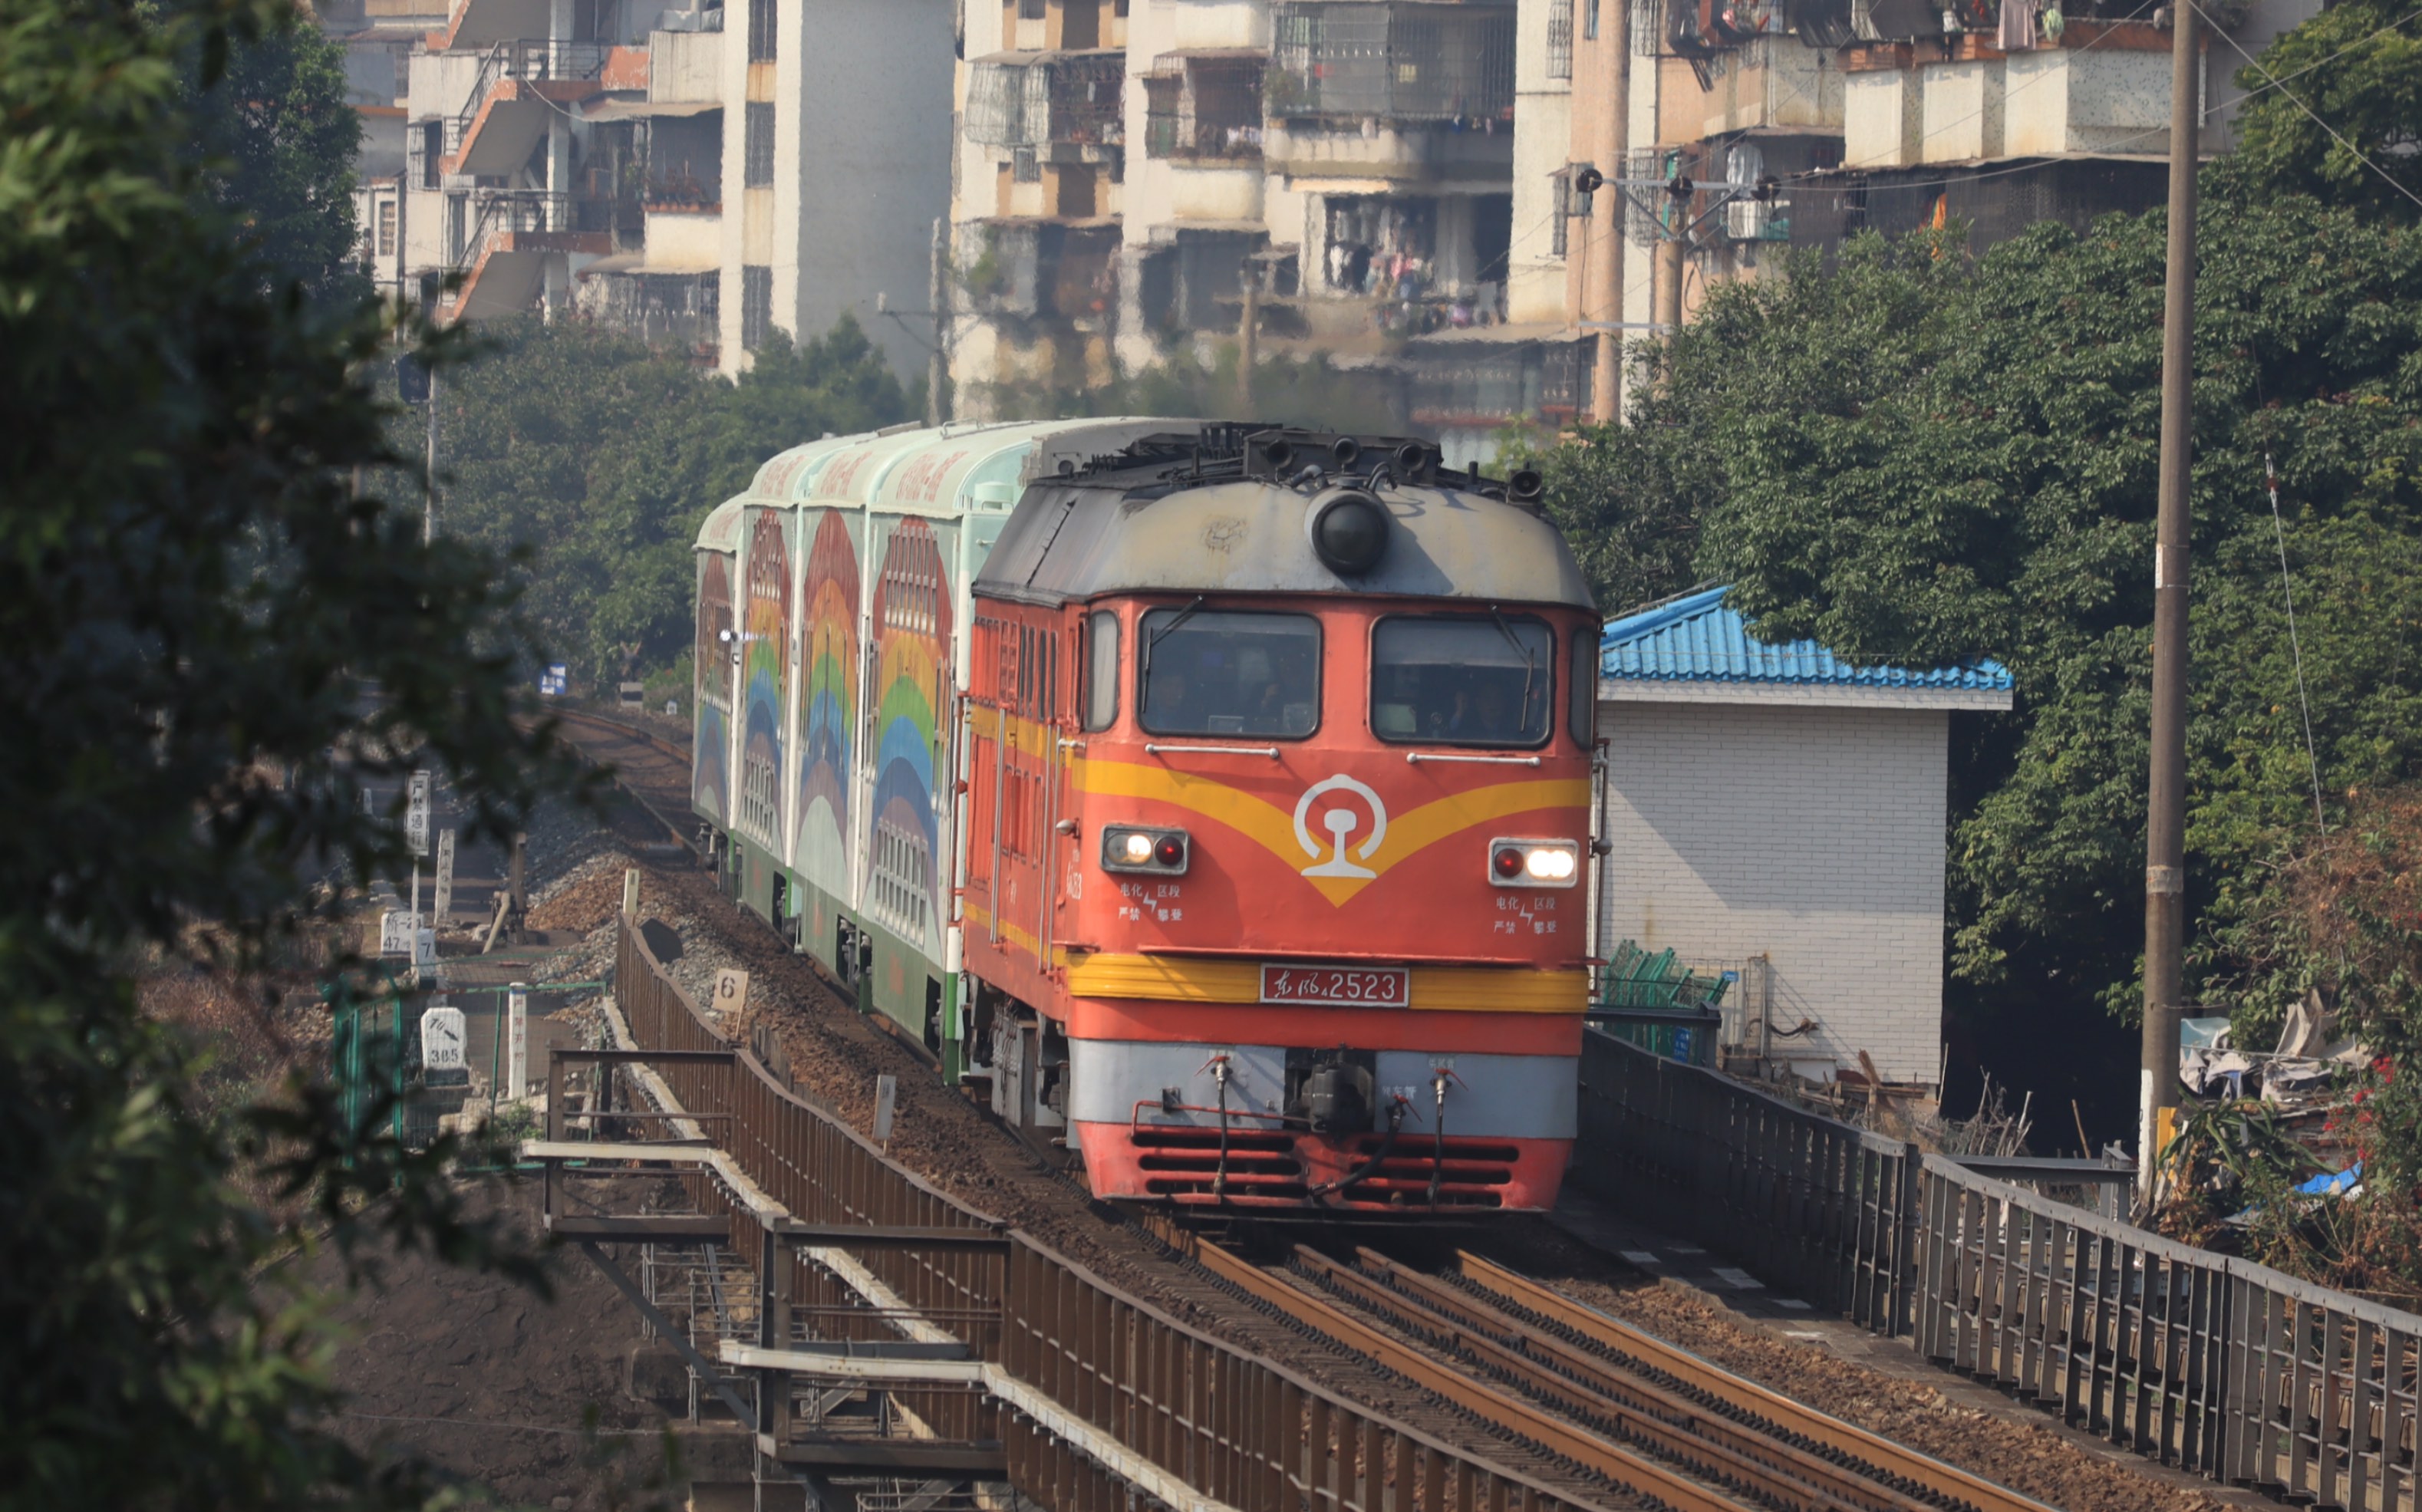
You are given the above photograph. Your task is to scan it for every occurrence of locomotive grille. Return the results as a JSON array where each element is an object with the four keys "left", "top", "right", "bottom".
[{"left": 1130, "top": 1127, "right": 1521, "bottom": 1207}]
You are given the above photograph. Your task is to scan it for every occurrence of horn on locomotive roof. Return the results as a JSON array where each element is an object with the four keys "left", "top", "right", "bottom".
[{"left": 1307, "top": 486, "right": 1390, "bottom": 577}]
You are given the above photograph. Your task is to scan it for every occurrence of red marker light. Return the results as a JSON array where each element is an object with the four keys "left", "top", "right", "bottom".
[
  {"left": 1155, "top": 835, "right": 1187, "bottom": 868},
  {"left": 1492, "top": 846, "right": 1524, "bottom": 878}
]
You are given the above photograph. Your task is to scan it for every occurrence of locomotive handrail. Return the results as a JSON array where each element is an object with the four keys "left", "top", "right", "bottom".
[
  {"left": 1405, "top": 751, "right": 1544, "bottom": 766},
  {"left": 1142, "top": 742, "right": 1281, "bottom": 758}
]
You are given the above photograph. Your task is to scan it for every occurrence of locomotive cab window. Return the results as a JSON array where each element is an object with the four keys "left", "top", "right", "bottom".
[
  {"left": 1138, "top": 608, "right": 1320, "bottom": 738},
  {"left": 1371, "top": 614, "right": 1553, "bottom": 746},
  {"left": 1084, "top": 610, "right": 1119, "bottom": 731}
]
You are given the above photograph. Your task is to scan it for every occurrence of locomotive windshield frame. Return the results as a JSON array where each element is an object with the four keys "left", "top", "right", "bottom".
[
  {"left": 1369, "top": 611, "right": 1557, "bottom": 749},
  {"left": 1136, "top": 604, "right": 1322, "bottom": 740}
]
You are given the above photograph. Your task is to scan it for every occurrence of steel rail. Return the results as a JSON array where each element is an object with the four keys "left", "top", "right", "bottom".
[
  {"left": 1193, "top": 1238, "right": 1758, "bottom": 1512},
  {"left": 547, "top": 706, "right": 698, "bottom": 852},
  {"left": 1303, "top": 1247, "right": 1942, "bottom": 1512},
  {"left": 1452, "top": 1251, "right": 2058, "bottom": 1512}
]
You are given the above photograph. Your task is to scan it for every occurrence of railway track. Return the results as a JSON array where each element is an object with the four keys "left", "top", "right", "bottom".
[
  {"left": 1198, "top": 1240, "right": 2061, "bottom": 1512},
  {"left": 545, "top": 705, "right": 698, "bottom": 855},
  {"left": 549, "top": 710, "right": 2066, "bottom": 1512}
]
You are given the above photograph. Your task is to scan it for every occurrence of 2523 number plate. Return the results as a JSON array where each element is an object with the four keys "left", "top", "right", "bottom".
[{"left": 1259, "top": 963, "right": 1410, "bottom": 1008}]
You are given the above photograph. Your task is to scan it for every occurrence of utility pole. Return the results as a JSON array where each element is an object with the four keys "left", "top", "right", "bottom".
[
  {"left": 1237, "top": 262, "right": 1260, "bottom": 412},
  {"left": 424, "top": 364, "right": 440, "bottom": 545},
  {"left": 1588, "top": 0, "right": 1631, "bottom": 423},
  {"left": 2138, "top": 0, "right": 2200, "bottom": 1207},
  {"left": 927, "top": 217, "right": 948, "bottom": 427},
  {"left": 1655, "top": 219, "right": 1685, "bottom": 339}
]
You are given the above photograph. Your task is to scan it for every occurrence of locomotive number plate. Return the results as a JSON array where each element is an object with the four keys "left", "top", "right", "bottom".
[{"left": 1259, "top": 964, "right": 1410, "bottom": 1009}]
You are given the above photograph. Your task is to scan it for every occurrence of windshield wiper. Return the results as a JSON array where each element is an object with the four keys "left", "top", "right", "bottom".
[
  {"left": 1488, "top": 604, "right": 1539, "bottom": 728},
  {"left": 1143, "top": 595, "right": 1207, "bottom": 675}
]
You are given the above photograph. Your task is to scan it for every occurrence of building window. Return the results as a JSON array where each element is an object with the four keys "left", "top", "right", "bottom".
[
  {"left": 741, "top": 264, "right": 773, "bottom": 351},
  {"left": 421, "top": 121, "right": 442, "bottom": 189},
  {"left": 1585, "top": 0, "right": 1600, "bottom": 38},
  {"left": 1010, "top": 146, "right": 1040, "bottom": 183},
  {"left": 1547, "top": 0, "right": 1574, "bottom": 77},
  {"left": 376, "top": 199, "right": 397, "bottom": 257},
  {"left": 747, "top": 0, "right": 776, "bottom": 59},
  {"left": 744, "top": 102, "right": 775, "bottom": 187},
  {"left": 1550, "top": 170, "right": 1571, "bottom": 257},
  {"left": 1017, "top": 0, "right": 1045, "bottom": 17}
]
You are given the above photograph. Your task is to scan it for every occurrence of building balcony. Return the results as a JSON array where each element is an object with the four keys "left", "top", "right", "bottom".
[
  {"left": 1141, "top": 50, "right": 1265, "bottom": 163},
  {"left": 430, "top": 0, "right": 549, "bottom": 52},
  {"left": 1267, "top": 2, "right": 1517, "bottom": 124},
  {"left": 1660, "top": 34, "right": 1845, "bottom": 141},
  {"left": 963, "top": 49, "right": 1125, "bottom": 157},
  {"left": 1263, "top": 117, "right": 1514, "bottom": 184},
  {"left": 955, "top": 219, "right": 1121, "bottom": 326},
  {"left": 1841, "top": 21, "right": 2202, "bottom": 166},
  {"left": 440, "top": 41, "right": 612, "bottom": 176},
  {"left": 441, "top": 190, "right": 611, "bottom": 321}
]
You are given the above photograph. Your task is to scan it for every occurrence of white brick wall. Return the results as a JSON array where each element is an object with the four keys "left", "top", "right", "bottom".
[{"left": 1593, "top": 700, "right": 1950, "bottom": 1087}]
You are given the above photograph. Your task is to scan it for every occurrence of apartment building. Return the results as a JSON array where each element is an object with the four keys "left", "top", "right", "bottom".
[
  {"left": 946, "top": 0, "right": 1591, "bottom": 459},
  {"left": 322, "top": 0, "right": 950, "bottom": 378},
  {"left": 1582, "top": 0, "right": 2315, "bottom": 341}
]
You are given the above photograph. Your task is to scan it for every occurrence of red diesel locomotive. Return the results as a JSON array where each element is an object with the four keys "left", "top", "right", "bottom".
[{"left": 961, "top": 426, "right": 1599, "bottom": 1213}]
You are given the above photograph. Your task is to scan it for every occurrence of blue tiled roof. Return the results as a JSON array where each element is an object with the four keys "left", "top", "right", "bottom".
[{"left": 1599, "top": 586, "right": 2013, "bottom": 692}]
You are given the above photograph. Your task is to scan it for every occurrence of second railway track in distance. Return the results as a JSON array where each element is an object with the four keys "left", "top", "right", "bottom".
[
  {"left": 1198, "top": 1239, "right": 2060, "bottom": 1512},
  {"left": 547, "top": 706, "right": 699, "bottom": 855}
]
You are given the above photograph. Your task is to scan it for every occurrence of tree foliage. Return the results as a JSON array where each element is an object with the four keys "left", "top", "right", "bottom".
[
  {"left": 434, "top": 317, "right": 911, "bottom": 687},
  {"left": 1541, "top": 185, "right": 2422, "bottom": 1095},
  {"left": 1, "top": 0, "right": 581, "bottom": 1504},
  {"left": 183, "top": 3, "right": 364, "bottom": 294},
  {"left": 2222, "top": 0, "right": 2422, "bottom": 224}
]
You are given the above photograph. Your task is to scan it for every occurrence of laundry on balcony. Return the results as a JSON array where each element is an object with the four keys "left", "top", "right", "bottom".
[{"left": 1141, "top": 50, "right": 1267, "bottom": 161}]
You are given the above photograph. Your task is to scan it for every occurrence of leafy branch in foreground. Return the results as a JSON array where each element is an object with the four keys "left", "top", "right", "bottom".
[{"left": 0, "top": 0, "right": 594, "bottom": 1505}]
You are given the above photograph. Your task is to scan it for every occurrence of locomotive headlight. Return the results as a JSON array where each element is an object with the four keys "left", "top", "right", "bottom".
[
  {"left": 1526, "top": 847, "right": 1577, "bottom": 882},
  {"left": 1103, "top": 825, "right": 1190, "bottom": 875},
  {"left": 1488, "top": 837, "right": 1580, "bottom": 888}
]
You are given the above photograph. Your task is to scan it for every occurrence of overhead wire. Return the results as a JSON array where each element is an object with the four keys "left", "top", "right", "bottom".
[
  {"left": 1734, "top": 0, "right": 2422, "bottom": 202},
  {"left": 2187, "top": 0, "right": 2422, "bottom": 212},
  {"left": 1753, "top": 0, "right": 2422, "bottom": 199},
  {"left": 2264, "top": 452, "right": 2331, "bottom": 834}
]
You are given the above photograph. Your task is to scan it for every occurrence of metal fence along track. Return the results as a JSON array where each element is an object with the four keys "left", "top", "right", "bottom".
[
  {"left": 1577, "top": 1029, "right": 2422, "bottom": 1510},
  {"left": 608, "top": 916, "right": 1603, "bottom": 1511}
]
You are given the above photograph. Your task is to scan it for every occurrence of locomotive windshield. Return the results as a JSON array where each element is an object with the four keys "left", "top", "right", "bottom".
[
  {"left": 1370, "top": 614, "right": 1554, "bottom": 746},
  {"left": 1139, "top": 608, "right": 1320, "bottom": 737}
]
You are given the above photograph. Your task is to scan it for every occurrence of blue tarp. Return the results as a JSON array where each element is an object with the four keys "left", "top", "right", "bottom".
[{"left": 2296, "top": 1162, "right": 2362, "bottom": 1197}]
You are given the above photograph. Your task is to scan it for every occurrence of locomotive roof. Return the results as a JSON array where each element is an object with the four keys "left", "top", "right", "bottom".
[{"left": 975, "top": 464, "right": 1597, "bottom": 613}]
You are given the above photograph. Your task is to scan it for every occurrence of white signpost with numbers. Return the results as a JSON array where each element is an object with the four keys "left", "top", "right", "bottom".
[
  {"left": 405, "top": 770, "right": 432, "bottom": 931},
  {"left": 506, "top": 982, "right": 529, "bottom": 1103},
  {"left": 873, "top": 1074, "right": 898, "bottom": 1151},
  {"left": 405, "top": 770, "right": 431, "bottom": 855},
  {"left": 378, "top": 910, "right": 420, "bottom": 957},
  {"left": 420, "top": 1005, "right": 466, "bottom": 1072},
  {"left": 432, "top": 828, "right": 455, "bottom": 927},
  {"left": 712, "top": 968, "right": 750, "bottom": 1024}
]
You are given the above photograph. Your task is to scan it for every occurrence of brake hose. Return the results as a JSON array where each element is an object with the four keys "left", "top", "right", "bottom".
[
  {"left": 1211, "top": 1057, "right": 1231, "bottom": 1201},
  {"left": 1312, "top": 1097, "right": 1409, "bottom": 1198},
  {"left": 1428, "top": 1070, "right": 1451, "bottom": 1207}
]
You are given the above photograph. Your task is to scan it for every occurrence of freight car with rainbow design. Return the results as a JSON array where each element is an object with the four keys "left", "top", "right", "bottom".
[{"left": 693, "top": 420, "right": 1600, "bottom": 1214}]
